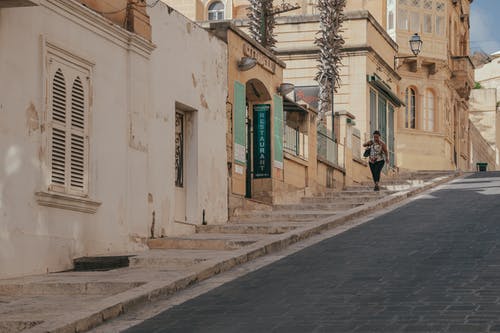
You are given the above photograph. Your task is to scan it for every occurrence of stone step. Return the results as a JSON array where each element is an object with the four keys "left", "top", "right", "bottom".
[
  {"left": 0, "top": 281, "right": 144, "bottom": 297},
  {"left": 129, "top": 253, "right": 209, "bottom": 269},
  {"left": 274, "top": 202, "right": 364, "bottom": 210},
  {"left": 344, "top": 185, "right": 394, "bottom": 190},
  {"left": 232, "top": 206, "right": 273, "bottom": 217},
  {"left": 314, "top": 190, "right": 394, "bottom": 197},
  {"left": 234, "top": 210, "right": 337, "bottom": 219},
  {"left": 147, "top": 236, "right": 257, "bottom": 251},
  {"left": 73, "top": 255, "right": 133, "bottom": 271},
  {"left": 301, "top": 195, "right": 382, "bottom": 203},
  {"left": 230, "top": 211, "right": 336, "bottom": 223},
  {"left": 0, "top": 320, "right": 43, "bottom": 333},
  {"left": 357, "top": 179, "right": 425, "bottom": 186},
  {"left": 195, "top": 224, "right": 297, "bottom": 235}
]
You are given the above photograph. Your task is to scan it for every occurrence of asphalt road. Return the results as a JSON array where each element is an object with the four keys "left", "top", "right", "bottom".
[{"left": 125, "top": 172, "right": 500, "bottom": 333}]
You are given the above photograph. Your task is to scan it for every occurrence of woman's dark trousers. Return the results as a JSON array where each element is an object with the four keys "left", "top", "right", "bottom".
[{"left": 369, "top": 160, "right": 385, "bottom": 183}]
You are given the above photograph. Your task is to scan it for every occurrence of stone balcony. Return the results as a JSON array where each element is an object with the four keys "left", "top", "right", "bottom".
[{"left": 451, "top": 56, "right": 475, "bottom": 99}]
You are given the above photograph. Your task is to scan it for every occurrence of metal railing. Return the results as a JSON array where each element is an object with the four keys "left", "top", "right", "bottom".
[
  {"left": 284, "top": 125, "right": 308, "bottom": 159},
  {"left": 317, "top": 130, "right": 338, "bottom": 165}
]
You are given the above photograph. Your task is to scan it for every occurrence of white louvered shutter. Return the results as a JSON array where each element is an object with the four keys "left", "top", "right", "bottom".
[
  {"left": 48, "top": 60, "right": 90, "bottom": 195},
  {"left": 51, "top": 69, "right": 67, "bottom": 187},
  {"left": 70, "top": 77, "right": 87, "bottom": 193}
]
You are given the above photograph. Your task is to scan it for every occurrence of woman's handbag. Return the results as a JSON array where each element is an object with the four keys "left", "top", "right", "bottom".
[{"left": 363, "top": 146, "right": 371, "bottom": 157}]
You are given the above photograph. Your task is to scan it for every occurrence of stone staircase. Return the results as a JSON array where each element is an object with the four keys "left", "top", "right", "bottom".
[{"left": 146, "top": 170, "right": 457, "bottom": 255}]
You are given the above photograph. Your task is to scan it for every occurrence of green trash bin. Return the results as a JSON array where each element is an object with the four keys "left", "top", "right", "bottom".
[{"left": 476, "top": 162, "right": 488, "bottom": 172}]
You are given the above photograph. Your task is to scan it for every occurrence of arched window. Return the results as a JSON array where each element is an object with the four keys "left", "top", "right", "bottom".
[
  {"left": 424, "top": 89, "right": 435, "bottom": 131},
  {"left": 208, "top": 1, "right": 225, "bottom": 21},
  {"left": 405, "top": 87, "right": 416, "bottom": 129}
]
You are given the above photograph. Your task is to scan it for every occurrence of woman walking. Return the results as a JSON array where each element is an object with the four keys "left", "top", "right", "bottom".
[{"left": 363, "top": 130, "right": 389, "bottom": 191}]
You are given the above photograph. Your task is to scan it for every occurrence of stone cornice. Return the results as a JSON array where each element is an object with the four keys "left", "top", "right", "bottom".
[
  {"left": 346, "top": 10, "right": 399, "bottom": 52},
  {"left": 202, "top": 21, "right": 286, "bottom": 69},
  {"left": 42, "top": 0, "right": 155, "bottom": 58},
  {"left": 272, "top": 10, "right": 398, "bottom": 53},
  {"left": 275, "top": 44, "right": 401, "bottom": 80}
]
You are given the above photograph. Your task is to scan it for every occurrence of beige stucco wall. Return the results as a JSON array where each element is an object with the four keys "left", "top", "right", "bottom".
[
  {"left": 469, "top": 88, "right": 499, "bottom": 168},
  {"left": 395, "top": 70, "right": 455, "bottom": 170},
  {"left": 470, "top": 89, "right": 498, "bottom": 146},
  {"left": 392, "top": 0, "right": 473, "bottom": 171},
  {"left": 470, "top": 54, "right": 500, "bottom": 169},
  {"left": 0, "top": 0, "right": 227, "bottom": 279},
  {"left": 469, "top": 121, "right": 496, "bottom": 170},
  {"left": 475, "top": 56, "right": 500, "bottom": 101},
  {"left": 224, "top": 27, "right": 284, "bottom": 201},
  {"left": 276, "top": 11, "right": 399, "bottom": 148},
  {"left": 149, "top": 3, "right": 229, "bottom": 233}
]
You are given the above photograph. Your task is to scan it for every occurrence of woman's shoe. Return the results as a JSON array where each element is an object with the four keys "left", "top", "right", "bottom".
[{"left": 374, "top": 185, "right": 380, "bottom": 191}]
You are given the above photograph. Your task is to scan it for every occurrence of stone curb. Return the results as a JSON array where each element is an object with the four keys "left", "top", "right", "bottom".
[{"left": 25, "top": 172, "right": 461, "bottom": 333}]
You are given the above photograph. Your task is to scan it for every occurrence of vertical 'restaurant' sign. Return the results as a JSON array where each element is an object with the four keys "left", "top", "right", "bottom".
[{"left": 253, "top": 104, "right": 271, "bottom": 178}]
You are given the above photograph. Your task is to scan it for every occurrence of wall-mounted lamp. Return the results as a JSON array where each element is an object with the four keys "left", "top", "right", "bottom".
[
  {"left": 277, "top": 83, "right": 295, "bottom": 96},
  {"left": 394, "top": 33, "right": 423, "bottom": 70},
  {"left": 238, "top": 57, "right": 257, "bottom": 71}
]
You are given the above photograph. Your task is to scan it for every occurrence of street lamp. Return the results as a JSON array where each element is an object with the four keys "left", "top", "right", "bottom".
[{"left": 394, "top": 33, "right": 423, "bottom": 69}]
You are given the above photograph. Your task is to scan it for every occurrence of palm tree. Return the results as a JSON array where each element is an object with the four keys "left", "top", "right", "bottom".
[
  {"left": 247, "top": 0, "right": 276, "bottom": 50},
  {"left": 315, "top": 0, "right": 346, "bottom": 122}
]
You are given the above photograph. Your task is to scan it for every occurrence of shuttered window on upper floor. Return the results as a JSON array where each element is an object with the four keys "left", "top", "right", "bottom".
[{"left": 48, "top": 57, "right": 90, "bottom": 196}]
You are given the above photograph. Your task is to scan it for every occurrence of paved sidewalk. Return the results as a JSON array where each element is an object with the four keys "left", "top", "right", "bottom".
[{"left": 0, "top": 172, "right": 458, "bottom": 333}]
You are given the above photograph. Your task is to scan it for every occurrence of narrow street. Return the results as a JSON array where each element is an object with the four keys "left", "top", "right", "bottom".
[{"left": 124, "top": 172, "right": 500, "bottom": 333}]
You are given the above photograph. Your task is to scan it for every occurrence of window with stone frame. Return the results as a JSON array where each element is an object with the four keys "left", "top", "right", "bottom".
[
  {"left": 423, "top": 13, "right": 433, "bottom": 33},
  {"left": 410, "top": 11, "right": 420, "bottom": 32},
  {"left": 424, "top": 89, "right": 436, "bottom": 131},
  {"left": 405, "top": 87, "right": 417, "bottom": 129},
  {"left": 46, "top": 50, "right": 91, "bottom": 196},
  {"left": 208, "top": 1, "right": 225, "bottom": 21},
  {"left": 436, "top": 15, "right": 445, "bottom": 35},
  {"left": 398, "top": 9, "right": 409, "bottom": 30}
]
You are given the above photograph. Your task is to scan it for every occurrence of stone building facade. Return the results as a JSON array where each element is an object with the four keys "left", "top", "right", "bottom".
[
  {"left": 0, "top": 0, "right": 228, "bottom": 279},
  {"left": 388, "top": 0, "right": 474, "bottom": 171},
  {"left": 165, "top": 0, "right": 475, "bottom": 173}
]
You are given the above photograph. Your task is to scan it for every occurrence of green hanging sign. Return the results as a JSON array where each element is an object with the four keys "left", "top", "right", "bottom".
[{"left": 253, "top": 104, "right": 271, "bottom": 179}]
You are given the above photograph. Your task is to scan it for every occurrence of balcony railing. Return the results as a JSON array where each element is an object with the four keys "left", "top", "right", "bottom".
[
  {"left": 317, "top": 130, "right": 338, "bottom": 166},
  {"left": 284, "top": 125, "right": 308, "bottom": 159}
]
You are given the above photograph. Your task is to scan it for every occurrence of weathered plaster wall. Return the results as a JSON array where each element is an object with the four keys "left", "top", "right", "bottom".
[
  {"left": 475, "top": 56, "right": 500, "bottom": 101},
  {"left": 149, "top": 3, "right": 228, "bottom": 234},
  {"left": 0, "top": 1, "right": 140, "bottom": 279},
  {"left": 469, "top": 121, "right": 496, "bottom": 170},
  {"left": 470, "top": 88, "right": 499, "bottom": 169},
  {"left": 0, "top": 0, "right": 228, "bottom": 279}
]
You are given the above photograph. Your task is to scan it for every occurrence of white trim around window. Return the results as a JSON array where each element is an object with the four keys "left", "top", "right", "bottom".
[
  {"left": 207, "top": 1, "right": 225, "bottom": 21},
  {"left": 40, "top": 39, "right": 100, "bottom": 212}
]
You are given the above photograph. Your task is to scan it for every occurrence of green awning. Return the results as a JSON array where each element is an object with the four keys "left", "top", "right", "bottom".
[{"left": 367, "top": 75, "right": 405, "bottom": 107}]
